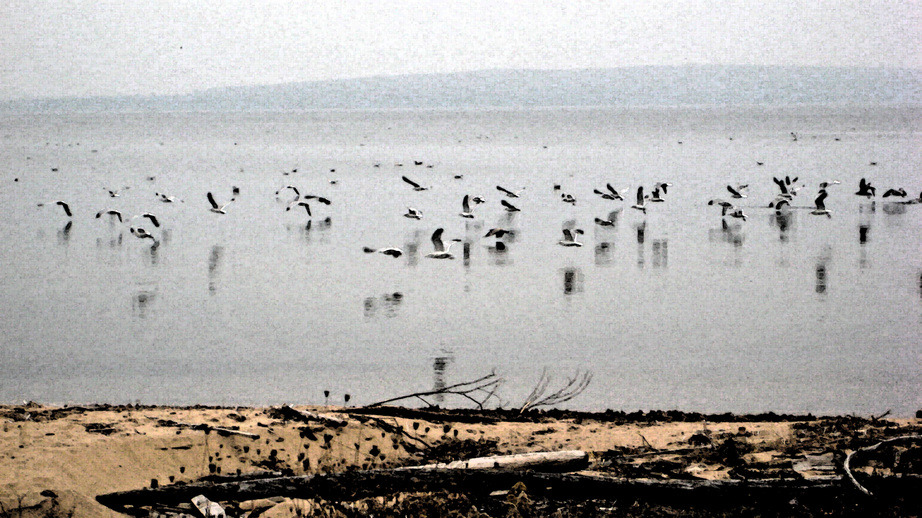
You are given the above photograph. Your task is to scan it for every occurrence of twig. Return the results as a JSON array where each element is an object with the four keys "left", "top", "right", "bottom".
[
  {"left": 519, "top": 369, "right": 593, "bottom": 413},
  {"left": 365, "top": 372, "right": 504, "bottom": 409}
]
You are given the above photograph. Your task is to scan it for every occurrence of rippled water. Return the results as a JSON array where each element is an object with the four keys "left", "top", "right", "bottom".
[{"left": 1, "top": 106, "right": 920, "bottom": 415}]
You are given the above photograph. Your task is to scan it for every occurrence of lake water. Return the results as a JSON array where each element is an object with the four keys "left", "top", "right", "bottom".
[{"left": 1, "top": 106, "right": 920, "bottom": 416}]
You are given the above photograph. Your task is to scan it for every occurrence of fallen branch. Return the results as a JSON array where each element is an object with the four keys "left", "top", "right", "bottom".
[
  {"left": 97, "top": 469, "right": 844, "bottom": 515},
  {"left": 843, "top": 435, "right": 922, "bottom": 496},
  {"left": 156, "top": 419, "right": 259, "bottom": 439},
  {"left": 274, "top": 405, "right": 347, "bottom": 427},
  {"left": 365, "top": 372, "right": 503, "bottom": 410},
  {"left": 399, "top": 450, "right": 589, "bottom": 472}
]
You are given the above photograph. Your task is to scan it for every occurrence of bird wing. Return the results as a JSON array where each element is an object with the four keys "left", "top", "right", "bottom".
[
  {"left": 207, "top": 192, "right": 219, "bottom": 209},
  {"left": 606, "top": 183, "right": 618, "bottom": 196},
  {"left": 501, "top": 199, "right": 519, "bottom": 211},
  {"left": 462, "top": 195, "right": 470, "bottom": 212},
  {"left": 496, "top": 185, "right": 514, "bottom": 196},
  {"left": 56, "top": 201, "right": 72, "bottom": 217},
  {"left": 431, "top": 228, "right": 445, "bottom": 252},
  {"left": 727, "top": 185, "right": 741, "bottom": 197},
  {"left": 636, "top": 186, "right": 644, "bottom": 205},
  {"left": 402, "top": 176, "right": 420, "bottom": 188},
  {"left": 300, "top": 202, "right": 312, "bottom": 216},
  {"left": 143, "top": 213, "right": 160, "bottom": 227},
  {"left": 562, "top": 229, "right": 573, "bottom": 241}
]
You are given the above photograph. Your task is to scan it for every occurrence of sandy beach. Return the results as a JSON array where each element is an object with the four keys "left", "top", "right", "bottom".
[{"left": 1, "top": 403, "right": 919, "bottom": 516}]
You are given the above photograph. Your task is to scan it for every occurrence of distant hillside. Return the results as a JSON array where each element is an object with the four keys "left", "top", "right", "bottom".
[{"left": 4, "top": 66, "right": 921, "bottom": 112}]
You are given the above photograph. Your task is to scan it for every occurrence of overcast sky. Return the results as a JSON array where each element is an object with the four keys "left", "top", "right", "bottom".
[{"left": 1, "top": 1, "right": 920, "bottom": 100}]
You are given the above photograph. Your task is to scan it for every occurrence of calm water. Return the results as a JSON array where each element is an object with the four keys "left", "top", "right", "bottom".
[{"left": 1, "top": 106, "right": 920, "bottom": 415}]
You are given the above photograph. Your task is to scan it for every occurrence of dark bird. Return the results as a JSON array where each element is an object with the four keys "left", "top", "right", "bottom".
[
  {"left": 95, "top": 209, "right": 123, "bottom": 223},
  {"left": 855, "top": 178, "right": 876, "bottom": 198},
  {"left": 363, "top": 247, "right": 403, "bottom": 258},
  {"left": 883, "top": 188, "right": 907, "bottom": 198},
  {"left": 811, "top": 190, "right": 832, "bottom": 218},
  {"left": 630, "top": 186, "right": 646, "bottom": 213}
]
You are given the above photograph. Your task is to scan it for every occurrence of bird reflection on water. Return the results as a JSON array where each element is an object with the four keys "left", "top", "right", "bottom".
[
  {"left": 561, "top": 267, "right": 583, "bottom": 296},
  {"left": 207, "top": 245, "right": 223, "bottom": 296},
  {"left": 57, "top": 221, "right": 73, "bottom": 246},
  {"left": 432, "top": 351, "right": 454, "bottom": 404}
]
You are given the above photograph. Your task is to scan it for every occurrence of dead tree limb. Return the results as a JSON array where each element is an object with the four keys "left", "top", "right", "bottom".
[
  {"left": 519, "top": 369, "right": 593, "bottom": 413},
  {"left": 843, "top": 435, "right": 922, "bottom": 496},
  {"left": 156, "top": 419, "right": 260, "bottom": 439},
  {"left": 365, "top": 372, "right": 504, "bottom": 410},
  {"left": 97, "top": 469, "right": 845, "bottom": 515}
]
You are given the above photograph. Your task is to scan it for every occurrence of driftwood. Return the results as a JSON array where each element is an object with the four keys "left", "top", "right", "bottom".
[
  {"left": 274, "top": 405, "right": 348, "bottom": 427},
  {"left": 342, "top": 405, "right": 500, "bottom": 424},
  {"left": 844, "top": 435, "right": 922, "bottom": 496},
  {"left": 97, "top": 469, "right": 844, "bottom": 515},
  {"left": 191, "top": 494, "right": 225, "bottom": 518},
  {"left": 157, "top": 419, "right": 259, "bottom": 439},
  {"left": 400, "top": 450, "right": 589, "bottom": 472}
]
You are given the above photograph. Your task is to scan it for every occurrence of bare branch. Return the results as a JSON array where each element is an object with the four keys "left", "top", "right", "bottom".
[
  {"left": 365, "top": 371, "right": 504, "bottom": 409},
  {"left": 519, "top": 369, "right": 593, "bottom": 413}
]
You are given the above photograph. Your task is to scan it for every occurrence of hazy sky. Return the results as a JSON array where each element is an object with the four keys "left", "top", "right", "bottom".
[{"left": 1, "top": 1, "right": 920, "bottom": 100}]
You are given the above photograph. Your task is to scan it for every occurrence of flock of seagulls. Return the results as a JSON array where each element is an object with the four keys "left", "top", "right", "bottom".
[{"left": 32, "top": 154, "right": 921, "bottom": 264}]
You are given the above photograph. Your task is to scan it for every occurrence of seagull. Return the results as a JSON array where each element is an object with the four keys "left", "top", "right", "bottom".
[
  {"left": 630, "top": 186, "right": 647, "bottom": 213},
  {"left": 708, "top": 199, "right": 745, "bottom": 219},
  {"left": 496, "top": 185, "right": 524, "bottom": 198},
  {"left": 558, "top": 228, "right": 584, "bottom": 247},
  {"left": 882, "top": 188, "right": 907, "bottom": 198},
  {"left": 855, "top": 178, "right": 876, "bottom": 198},
  {"left": 484, "top": 228, "right": 514, "bottom": 238},
  {"left": 811, "top": 190, "right": 832, "bottom": 218},
  {"left": 129, "top": 226, "right": 156, "bottom": 241},
  {"left": 106, "top": 189, "right": 123, "bottom": 198},
  {"left": 593, "top": 188, "right": 617, "bottom": 200},
  {"left": 287, "top": 200, "right": 313, "bottom": 216},
  {"left": 727, "top": 207, "right": 748, "bottom": 221},
  {"left": 425, "top": 228, "right": 461, "bottom": 259},
  {"left": 459, "top": 195, "right": 475, "bottom": 218},
  {"left": 768, "top": 196, "right": 792, "bottom": 211},
  {"left": 819, "top": 180, "right": 841, "bottom": 189},
  {"left": 363, "top": 246, "right": 403, "bottom": 258},
  {"left": 501, "top": 199, "right": 521, "bottom": 212},
  {"left": 207, "top": 192, "right": 234, "bottom": 214},
  {"left": 653, "top": 182, "right": 672, "bottom": 194},
  {"left": 727, "top": 185, "right": 748, "bottom": 199},
  {"left": 155, "top": 192, "right": 176, "bottom": 203},
  {"left": 605, "top": 184, "right": 625, "bottom": 201},
  {"left": 404, "top": 207, "right": 423, "bottom": 220},
  {"left": 38, "top": 201, "right": 72, "bottom": 217},
  {"left": 561, "top": 193, "right": 577, "bottom": 205},
  {"left": 95, "top": 209, "right": 123, "bottom": 223},
  {"left": 648, "top": 186, "right": 666, "bottom": 202},
  {"left": 471, "top": 196, "right": 486, "bottom": 204},
  {"left": 129, "top": 213, "right": 160, "bottom": 228},
  {"left": 594, "top": 209, "right": 622, "bottom": 227},
  {"left": 402, "top": 176, "right": 429, "bottom": 191},
  {"left": 275, "top": 185, "right": 300, "bottom": 198}
]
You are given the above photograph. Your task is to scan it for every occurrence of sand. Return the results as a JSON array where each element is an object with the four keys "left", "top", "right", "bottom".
[{"left": 0, "top": 403, "right": 918, "bottom": 516}]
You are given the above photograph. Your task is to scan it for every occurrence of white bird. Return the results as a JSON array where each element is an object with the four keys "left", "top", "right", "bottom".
[
  {"left": 558, "top": 228, "right": 584, "bottom": 247},
  {"left": 648, "top": 186, "right": 665, "bottom": 202},
  {"left": 811, "top": 190, "right": 832, "bottom": 218},
  {"left": 95, "top": 209, "right": 123, "bottom": 223},
  {"left": 207, "top": 192, "right": 234, "bottom": 214},
  {"left": 363, "top": 246, "right": 403, "bottom": 258},
  {"left": 501, "top": 199, "right": 521, "bottom": 212},
  {"left": 605, "top": 184, "right": 625, "bottom": 201},
  {"left": 402, "top": 176, "right": 429, "bottom": 191},
  {"left": 496, "top": 185, "right": 524, "bottom": 198},
  {"left": 404, "top": 207, "right": 423, "bottom": 220},
  {"left": 155, "top": 192, "right": 176, "bottom": 203},
  {"left": 630, "top": 186, "right": 647, "bottom": 213},
  {"left": 425, "top": 228, "right": 461, "bottom": 259},
  {"left": 459, "top": 195, "right": 475, "bottom": 219}
]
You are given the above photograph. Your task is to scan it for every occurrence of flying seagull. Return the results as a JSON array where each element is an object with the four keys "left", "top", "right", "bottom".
[
  {"left": 425, "top": 228, "right": 461, "bottom": 259},
  {"left": 630, "top": 186, "right": 647, "bottom": 213},
  {"left": 402, "top": 176, "right": 429, "bottom": 191},
  {"left": 363, "top": 246, "right": 403, "bottom": 258},
  {"left": 811, "top": 190, "right": 832, "bottom": 218},
  {"left": 558, "top": 228, "right": 584, "bottom": 247},
  {"left": 459, "top": 195, "right": 475, "bottom": 219},
  {"left": 501, "top": 199, "right": 521, "bottom": 212},
  {"left": 207, "top": 192, "right": 234, "bottom": 214},
  {"left": 496, "top": 185, "right": 524, "bottom": 198}
]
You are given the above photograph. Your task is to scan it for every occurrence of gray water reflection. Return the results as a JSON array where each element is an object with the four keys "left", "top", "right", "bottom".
[
  {"left": 562, "top": 267, "right": 584, "bottom": 296},
  {"left": 207, "top": 245, "right": 223, "bottom": 295},
  {"left": 432, "top": 351, "right": 454, "bottom": 404}
]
